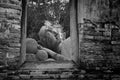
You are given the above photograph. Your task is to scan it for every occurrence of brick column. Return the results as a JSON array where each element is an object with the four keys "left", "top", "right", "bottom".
[{"left": 0, "top": 0, "right": 21, "bottom": 66}]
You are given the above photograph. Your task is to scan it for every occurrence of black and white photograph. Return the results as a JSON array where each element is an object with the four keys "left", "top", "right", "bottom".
[{"left": 0, "top": 0, "right": 120, "bottom": 80}]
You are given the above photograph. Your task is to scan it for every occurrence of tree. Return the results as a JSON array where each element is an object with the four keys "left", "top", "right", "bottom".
[{"left": 27, "top": 0, "right": 70, "bottom": 39}]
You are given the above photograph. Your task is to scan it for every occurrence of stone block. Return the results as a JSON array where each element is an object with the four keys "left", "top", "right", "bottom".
[
  {"left": 8, "top": 47, "right": 20, "bottom": 53},
  {"left": 0, "top": 52, "right": 6, "bottom": 59},
  {"left": 10, "top": 24, "right": 20, "bottom": 35},
  {"left": 8, "top": 38, "right": 20, "bottom": 43},
  {"left": 9, "top": 0, "right": 20, "bottom": 5},
  {"left": 9, "top": 33, "right": 20, "bottom": 38},
  {"left": 0, "top": 7, "right": 21, "bottom": 16},
  {"left": 7, "top": 13, "right": 21, "bottom": 20},
  {"left": 0, "top": 3, "right": 21, "bottom": 10},
  {"left": 11, "top": 24, "right": 21, "bottom": 30},
  {"left": 8, "top": 43, "right": 20, "bottom": 48}
]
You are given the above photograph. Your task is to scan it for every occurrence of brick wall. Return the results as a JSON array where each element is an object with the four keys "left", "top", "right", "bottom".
[
  {"left": 0, "top": 0, "right": 21, "bottom": 66},
  {"left": 79, "top": 22, "right": 120, "bottom": 70},
  {"left": 77, "top": 0, "right": 120, "bottom": 70}
]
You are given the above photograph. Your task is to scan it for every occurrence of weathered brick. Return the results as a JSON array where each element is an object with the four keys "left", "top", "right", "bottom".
[
  {"left": 8, "top": 43, "right": 21, "bottom": 48},
  {"left": 8, "top": 47, "right": 20, "bottom": 53},
  {"left": 10, "top": 27, "right": 20, "bottom": 33},
  {"left": 79, "top": 23, "right": 120, "bottom": 69},
  {"left": 9, "top": 0, "right": 21, "bottom": 5},
  {"left": 9, "top": 33, "right": 20, "bottom": 38},
  {"left": 0, "top": 7, "right": 21, "bottom": 14},
  {"left": 0, "top": 3, "right": 21, "bottom": 10},
  {"left": 8, "top": 39, "right": 20, "bottom": 43},
  {"left": 0, "top": 0, "right": 21, "bottom": 67}
]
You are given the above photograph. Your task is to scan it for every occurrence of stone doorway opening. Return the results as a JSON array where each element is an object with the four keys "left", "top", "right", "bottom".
[{"left": 19, "top": 0, "right": 79, "bottom": 71}]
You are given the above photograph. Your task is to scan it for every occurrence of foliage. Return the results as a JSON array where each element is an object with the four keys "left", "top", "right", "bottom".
[
  {"left": 99, "top": 0, "right": 120, "bottom": 26},
  {"left": 27, "top": 0, "right": 70, "bottom": 39}
]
